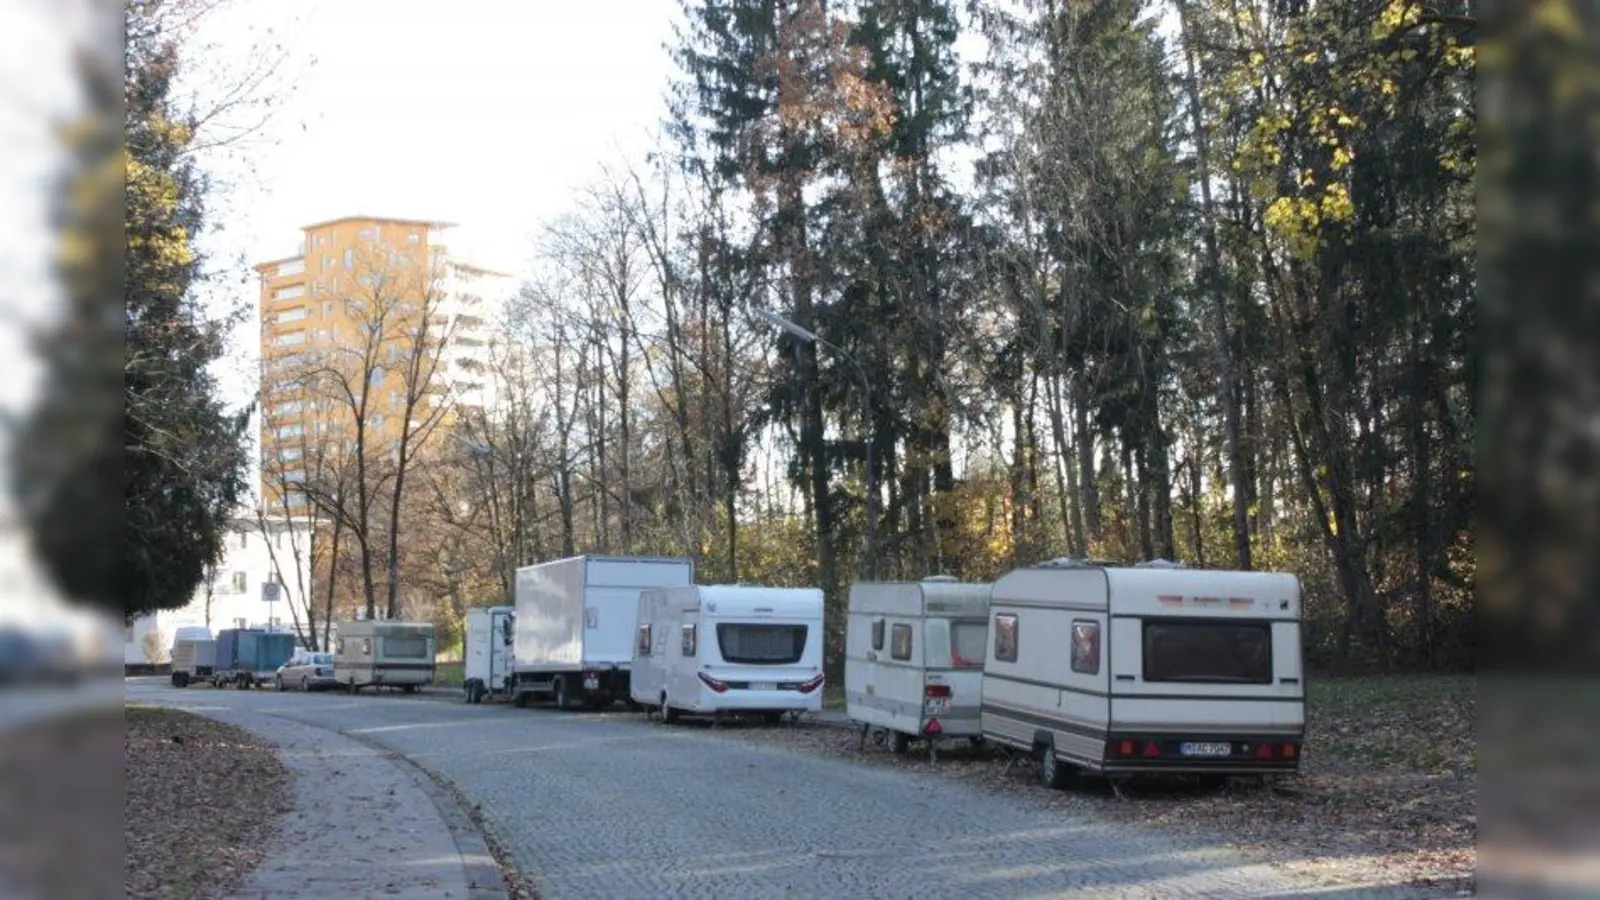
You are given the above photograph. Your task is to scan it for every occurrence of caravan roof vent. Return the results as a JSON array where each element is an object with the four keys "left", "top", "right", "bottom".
[
  {"left": 1133, "top": 558, "right": 1187, "bottom": 569},
  {"left": 921, "top": 574, "right": 959, "bottom": 583},
  {"left": 1039, "top": 557, "right": 1092, "bottom": 569}
]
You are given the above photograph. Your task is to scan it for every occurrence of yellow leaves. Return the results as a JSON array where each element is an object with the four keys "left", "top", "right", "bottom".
[
  {"left": 1263, "top": 181, "right": 1355, "bottom": 261},
  {"left": 1373, "top": 0, "right": 1423, "bottom": 40},
  {"left": 1332, "top": 145, "right": 1356, "bottom": 170}
]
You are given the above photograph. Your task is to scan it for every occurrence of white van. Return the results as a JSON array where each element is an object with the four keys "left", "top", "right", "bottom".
[
  {"left": 632, "top": 585, "right": 825, "bottom": 724},
  {"left": 844, "top": 576, "right": 990, "bottom": 757},
  {"left": 981, "top": 559, "right": 1305, "bottom": 787}
]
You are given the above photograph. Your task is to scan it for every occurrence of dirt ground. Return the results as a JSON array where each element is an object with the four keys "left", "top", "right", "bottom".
[
  {"left": 125, "top": 704, "right": 292, "bottom": 900},
  {"left": 716, "top": 675, "right": 1476, "bottom": 894}
]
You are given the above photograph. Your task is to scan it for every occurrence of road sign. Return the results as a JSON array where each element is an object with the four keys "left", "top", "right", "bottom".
[{"left": 261, "top": 581, "right": 283, "bottom": 604}]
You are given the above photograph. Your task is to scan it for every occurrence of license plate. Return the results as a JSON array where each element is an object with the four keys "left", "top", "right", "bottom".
[
  {"left": 750, "top": 682, "right": 777, "bottom": 691},
  {"left": 924, "top": 697, "right": 951, "bottom": 715},
  {"left": 1180, "top": 742, "right": 1232, "bottom": 757}
]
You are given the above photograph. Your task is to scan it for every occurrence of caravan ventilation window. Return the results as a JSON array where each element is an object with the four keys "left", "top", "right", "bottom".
[
  {"left": 1142, "top": 620, "right": 1272, "bottom": 684},
  {"left": 637, "top": 624, "right": 652, "bottom": 657},
  {"left": 950, "top": 621, "right": 986, "bottom": 668},
  {"left": 870, "top": 618, "right": 885, "bottom": 651},
  {"left": 383, "top": 636, "right": 428, "bottom": 659},
  {"left": 1070, "top": 620, "right": 1100, "bottom": 674},
  {"left": 681, "top": 623, "right": 697, "bottom": 657},
  {"left": 716, "top": 624, "right": 805, "bottom": 665},
  {"left": 994, "top": 614, "right": 1018, "bottom": 663},
  {"left": 889, "top": 624, "right": 913, "bottom": 661}
]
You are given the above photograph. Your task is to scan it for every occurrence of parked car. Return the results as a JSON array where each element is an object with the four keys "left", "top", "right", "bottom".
[{"left": 274, "top": 651, "right": 337, "bottom": 691}]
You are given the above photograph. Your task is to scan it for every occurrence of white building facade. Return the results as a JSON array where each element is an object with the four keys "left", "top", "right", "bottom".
[{"left": 123, "top": 515, "right": 317, "bottom": 665}]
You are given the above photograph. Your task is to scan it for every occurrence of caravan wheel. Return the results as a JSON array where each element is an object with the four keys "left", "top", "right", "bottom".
[{"left": 1040, "top": 743, "right": 1073, "bottom": 790}]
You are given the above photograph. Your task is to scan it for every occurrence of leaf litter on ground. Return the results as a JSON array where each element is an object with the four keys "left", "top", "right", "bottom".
[{"left": 124, "top": 704, "right": 292, "bottom": 900}]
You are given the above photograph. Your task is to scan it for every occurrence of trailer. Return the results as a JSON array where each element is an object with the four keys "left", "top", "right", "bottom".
[
  {"left": 632, "top": 585, "right": 825, "bottom": 725},
  {"left": 507, "top": 555, "right": 695, "bottom": 710},
  {"left": 210, "top": 628, "right": 296, "bottom": 689},
  {"left": 168, "top": 626, "right": 216, "bottom": 687},
  {"left": 844, "top": 576, "right": 991, "bottom": 758},
  {"left": 461, "top": 606, "right": 514, "bottom": 703},
  {"left": 980, "top": 558, "right": 1305, "bottom": 789},
  {"left": 333, "top": 620, "right": 437, "bottom": 693}
]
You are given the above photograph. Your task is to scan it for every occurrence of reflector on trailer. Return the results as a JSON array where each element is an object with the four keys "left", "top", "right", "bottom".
[
  {"left": 1143, "top": 741, "right": 1160, "bottom": 757},
  {"left": 924, "top": 718, "right": 942, "bottom": 734}
]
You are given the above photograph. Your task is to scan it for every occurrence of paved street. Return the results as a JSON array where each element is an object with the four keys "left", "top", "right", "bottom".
[{"left": 129, "top": 679, "right": 1431, "bottom": 900}]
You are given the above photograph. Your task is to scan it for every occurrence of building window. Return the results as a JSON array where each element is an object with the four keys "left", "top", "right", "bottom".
[
  {"left": 234, "top": 618, "right": 247, "bottom": 629},
  {"left": 890, "top": 623, "right": 913, "bottom": 661},
  {"left": 278, "top": 447, "right": 302, "bottom": 461},
  {"left": 231, "top": 572, "right": 247, "bottom": 593},
  {"left": 274, "top": 285, "right": 306, "bottom": 301},
  {"left": 283, "top": 469, "right": 306, "bottom": 483},
  {"left": 407, "top": 232, "right": 420, "bottom": 244},
  {"left": 343, "top": 248, "right": 354, "bottom": 270},
  {"left": 994, "top": 613, "right": 1018, "bottom": 663},
  {"left": 276, "top": 424, "right": 303, "bottom": 438},
  {"left": 275, "top": 259, "right": 305, "bottom": 277},
  {"left": 277, "top": 306, "right": 307, "bottom": 323},
  {"left": 273, "top": 401, "right": 304, "bottom": 417},
  {"left": 275, "top": 331, "right": 305, "bottom": 346}
]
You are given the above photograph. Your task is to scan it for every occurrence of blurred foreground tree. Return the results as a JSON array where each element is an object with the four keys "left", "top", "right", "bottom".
[{"left": 11, "top": 1, "right": 250, "bottom": 621}]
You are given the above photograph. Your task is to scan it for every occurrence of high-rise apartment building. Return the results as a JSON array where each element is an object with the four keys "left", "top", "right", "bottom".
[{"left": 254, "top": 216, "right": 504, "bottom": 510}]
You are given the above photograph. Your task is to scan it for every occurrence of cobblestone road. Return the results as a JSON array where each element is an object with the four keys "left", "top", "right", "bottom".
[{"left": 129, "top": 680, "right": 1443, "bottom": 900}]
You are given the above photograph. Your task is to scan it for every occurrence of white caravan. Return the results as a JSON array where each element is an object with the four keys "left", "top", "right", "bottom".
[
  {"left": 507, "top": 555, "right": 695, "bottom": 710},
  {"left": 168, "top": 626, "right": 215, "bottom": 688},
  {"left": 461, "top": 605, "right": 514, "bottom": 704},
  {"left": 844, "top": 576, "right": 990, "bottom": 757},
  {"left": 981, "top": 559, "right": 1305, "bottom": 787},
  {"left": 333, "top": 620, "right": 437, "bottom": 693},
  {"left": 631, "top": 585, "right": 825, "bottom": 724}
]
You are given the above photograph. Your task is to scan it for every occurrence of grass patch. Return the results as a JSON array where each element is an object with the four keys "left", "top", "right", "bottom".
[
  {"left": 125, "top": 705, "right": 291, "bottom": 900},
  {"left": 434, "top": 661, "right": 465, "bottom": 688}
]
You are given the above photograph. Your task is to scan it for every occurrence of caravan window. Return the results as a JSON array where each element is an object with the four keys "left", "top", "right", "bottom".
[
  {"left": 716, "top": 624, "right": 806, "bottom": 665},
  {"left": 1070, "top": 620, "right": 1100, "bottom": 674},
  {"left": 383, "top": 636, "right": 427, "bottom": 658},
  {"left": 889, "top": 624, "right": 913, "bottom": 661},
  {"left": 994, "top": 614, "right": 1018, "bottom": 662},
  {"left": 681, "top": 623, "right": 697, "bottom": 657},
  {"left": 1142, "top": 620, "right": 1272, "bottom": 684},
  {"left": 870, "top": 618, "right": 885, "bottom": 651},
  {"left": 637, "top": 624, "right": 652, "bottom": 656},
  {"left": 950, "top": 621, "right": 986, "bottom": 668}
]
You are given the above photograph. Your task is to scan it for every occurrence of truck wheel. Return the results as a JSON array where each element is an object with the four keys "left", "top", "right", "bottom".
[{"left": 660, "top": 695, "right": 679, "bottom": 725}]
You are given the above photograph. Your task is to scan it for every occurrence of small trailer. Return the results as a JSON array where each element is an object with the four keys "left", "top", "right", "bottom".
[
  {"left": 980, "top": 558, "right": 1305, "bottom": 789},
  {"left": 168, "top": 626, "right": 216, "bottom": 687},
  {"left": 211, "top": 628, "right": 296, "bottom": 689},
  {"left": 506, "top": 555, "right": 695, "bottom": 710},
  {"left": 333, "top": 620, "right": 437, "bottom": 693},
  {"left": 632, "top": 585, "right": 826, "bottom": 725},
  {"left": 461, "top": 605, "right": 514, "bottom": 704},
  {"left": 844, "top": 576, "right": 991, "bottom": 758}
]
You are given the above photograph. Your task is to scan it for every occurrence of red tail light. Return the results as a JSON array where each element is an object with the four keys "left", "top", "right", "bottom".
[
  {"left": 796, "top": 674, "right": 825, "bottom": 694},
  {"left": 1143, "top": 741, "right": 1160, "bottom": 758},
  {"left": 697, "top": 672, "right": 729, "bottom": 694},
  {"left": 1256, "top": 743, "right": 1273, "bottom": 759},
  {"left": 924, "top": 684, "right": 951, "bottom": 699},
  {"left": 924, "top": 718, "right": 943, "bottom": 735}
]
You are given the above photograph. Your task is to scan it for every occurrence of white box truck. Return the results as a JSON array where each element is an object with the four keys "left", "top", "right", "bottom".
[
  {"left": 461, "top": 605, "right": 514, "bottom": 704},
  {"left": 507, "top": 555, "right": 695, "bottom": 710},
  {"left": 168, "top": 626, "right": 216, "bottom": 688},
  {"left": 631, "top": 584, "right": 825, "bottom": 725}
]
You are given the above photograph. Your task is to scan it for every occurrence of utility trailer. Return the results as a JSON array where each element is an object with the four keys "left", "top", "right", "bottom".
[
  {"left": 980, "top": 558, "right": 1305, "bottom": 790},
  {"left": 333, "top": 620, "right": 437, "bottom": 693},
  {"left": 168, "top": 626, "right": 216, "bottom": 687},
  {"left": 461, "top": 606, "right": 514, "bottom": 704},
  {"left": 506, "top": 555, "right": 694, "bottom": 710},
  {"left": 844, "top": 576, "right": 991, "bottom": 759},
  {"left": 210, "top": 628, "right": 295, "bottom": 689}
]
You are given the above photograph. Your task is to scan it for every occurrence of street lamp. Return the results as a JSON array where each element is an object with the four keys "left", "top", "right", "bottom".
[{"left": 753, "top": 307, "right": 878, "bottom": 580}]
